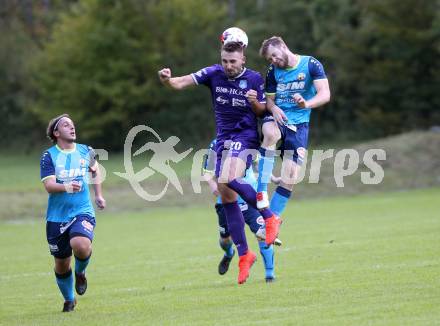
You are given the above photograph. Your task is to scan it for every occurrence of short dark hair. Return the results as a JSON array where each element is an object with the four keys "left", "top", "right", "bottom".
[
  {"left": 222, "top": 41, "right": 244, "bottom": 54},
  {"left": 46, "top": 113, "right": 70, "bottom": 143},
  {"left": 259, "top": 36, "right": 286, "bottom": 57}
]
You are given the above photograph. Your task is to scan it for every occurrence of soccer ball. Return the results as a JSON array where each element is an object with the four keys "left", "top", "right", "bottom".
[{"left": 221, "top": 27, "right": 248, "bottom": 48}]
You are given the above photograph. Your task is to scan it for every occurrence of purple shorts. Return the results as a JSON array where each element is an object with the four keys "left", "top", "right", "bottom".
[{"left": 215, "top": 131, "right": 259, "bottom": 178}]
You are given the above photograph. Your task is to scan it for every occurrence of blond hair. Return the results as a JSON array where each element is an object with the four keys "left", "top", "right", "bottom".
[{"left": 259, "top": 36, "right": 286, "bottom": 57}]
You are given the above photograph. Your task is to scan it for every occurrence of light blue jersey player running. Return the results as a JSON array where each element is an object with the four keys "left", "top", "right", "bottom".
[
  {"left": 203, "top": 139, "right": 281, "bottom": 282},
  {"left": 256, "top": 36, "right": 331, "bottom": 219},
  {"left": 40, "top": 114, "right": 106, "bottom": 312}
]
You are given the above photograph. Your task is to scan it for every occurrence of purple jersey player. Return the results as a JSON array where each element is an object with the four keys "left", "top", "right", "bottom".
[
  {"left": 192, "top": 63, "right": 262, "bottom": 178},
  {"left": 158, "top": 40, "right": 281, "bottom": 284}
]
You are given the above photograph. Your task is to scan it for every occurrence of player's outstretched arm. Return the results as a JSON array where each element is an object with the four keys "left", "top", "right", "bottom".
[{"left": 158, "top": 68, "right": 195, "bottom": 90}]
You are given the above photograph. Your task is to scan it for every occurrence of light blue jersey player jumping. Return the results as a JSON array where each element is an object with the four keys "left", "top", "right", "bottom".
[
  {"left": 40, "top": 114, "right": 106, "bottom": 312},
  {"left": 203, "top": 139, "right": 281, "bottom": 282},
  {"left": 256, "top": 36, "right": 331, "bottom": 219}
]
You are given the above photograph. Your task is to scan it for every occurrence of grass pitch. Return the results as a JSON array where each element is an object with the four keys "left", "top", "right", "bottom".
[{"left": 1, "top": 188, "right": 439, "bottom": 325}]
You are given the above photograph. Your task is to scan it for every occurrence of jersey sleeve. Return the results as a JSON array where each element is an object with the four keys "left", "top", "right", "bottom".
[
  {"left": 40, "top": 151, "right": 55, "bottom": 181},
  {"left": 191, "top": 65, "right": 218, "bottom": 86},
  {"left": 255, "top": 73, "right": 266, "bottom": 103},
  {"left": 308, "top": 57, "right": 327, "bottom": 80},
  {"left": 265, "top": 65, "right": 277, "bottom": 95},
  {"left": 203, "top": 140, "right": 217, "bottom": 174}
]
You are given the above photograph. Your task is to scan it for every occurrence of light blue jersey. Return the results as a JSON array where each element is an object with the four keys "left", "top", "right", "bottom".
[
  {"left": 265, "top": 56, "right": 327, "bottom": 125},
  {"left": 40, "top": 143, "right": 96, "bottom": 222}
]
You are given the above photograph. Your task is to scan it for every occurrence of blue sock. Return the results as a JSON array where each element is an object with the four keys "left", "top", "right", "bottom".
[
  {"left": 258, "top": 241, "right": 274, "bottom": 279},
  {"left": 55, "top": 269, "right": 75, "bottom": 301},
  {"left": 270, "top": 186, "right": 292, "bottom": 216},
  {"left": 257, "top": 148, "right": 276, "bottom": 193},
  {"left": 75, "top": 254, "right": 91, "bottom": 275},
  {"left": 219, "top": 238, "right": 234, "bottom": 258}
]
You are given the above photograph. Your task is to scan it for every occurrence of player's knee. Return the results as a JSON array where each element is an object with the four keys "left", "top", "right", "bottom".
[
  {"left": 263, "top": 133, "right": 278, "bottom": 146},
  {"left": 70, "top": 237, "right": 92, "bottom": 258},
  {"left": 262, "top": 126, "right": 280, "bottom": 147}
]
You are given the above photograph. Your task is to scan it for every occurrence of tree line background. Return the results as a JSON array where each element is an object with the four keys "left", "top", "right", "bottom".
[{"left": 1, "top": 0, "right": 439, "bottom": 151}]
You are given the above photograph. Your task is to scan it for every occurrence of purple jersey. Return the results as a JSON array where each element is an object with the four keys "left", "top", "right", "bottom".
[{"left": 191, "top": 64, "right": 265, "bottom": 140}]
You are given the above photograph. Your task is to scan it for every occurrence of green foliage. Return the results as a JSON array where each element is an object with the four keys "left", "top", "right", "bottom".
[
  {"left": 0, "top": 7, "right": 36, "bottom": 147},
  {"left": 31, "top": 0, "right": 224, "bottom": 149},
  {"left": 354, "top": 0, "right": 439, "bottom": 135},
  {"left": 0, "top": 0, "right": 438, "bottom": 149},
  {"left": 315, "top": 0, "right": 440, "bottom": 139}
]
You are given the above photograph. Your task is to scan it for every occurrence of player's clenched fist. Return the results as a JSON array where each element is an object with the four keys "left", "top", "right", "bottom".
[
  {"left": 245, "top": 89, "right": 258, "bottom": 104},
  {"left": 158, "top": 68, "right": 171, "bottom": 83}
]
